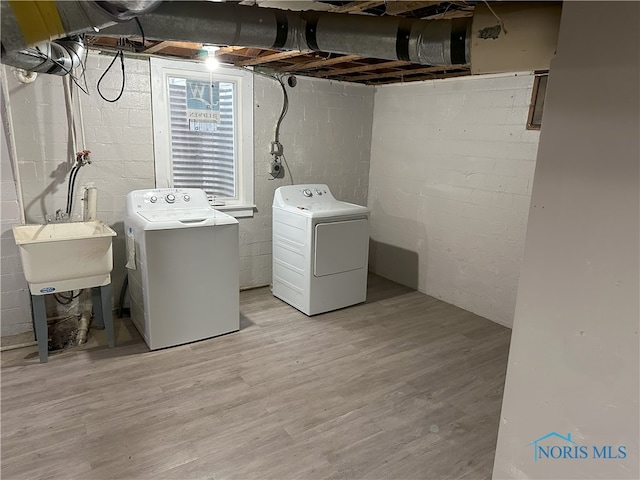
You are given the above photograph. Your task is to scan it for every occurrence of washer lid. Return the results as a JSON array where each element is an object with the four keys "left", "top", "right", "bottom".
[
  {"left": 135, "top": 208, "right": 238, "bottom": 230},
  {"left": 137, "top": 208, "right": 217, "bottom": 223}
]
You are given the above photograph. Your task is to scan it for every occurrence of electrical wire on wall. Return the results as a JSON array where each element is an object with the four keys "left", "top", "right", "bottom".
[
  {"left": 97, "top": 49, "right": 126, "bottom": 102},
  {"left": 267, "top": 73, "right": 296, "bottom": 184},
  {"left": 248, "top": 69, "right": 296, "bottom": 184},
  {"left": 96, "top": 20, "right": 146, "bottom": 102}
]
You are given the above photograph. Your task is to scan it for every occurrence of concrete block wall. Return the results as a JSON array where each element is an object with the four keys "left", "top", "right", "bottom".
[
  {"left": 1, "top": 102, "right": 32, "bottom": 336},
  {"left": 2, "top": 56, "right": 156, "bottom": 331},
  {"left": 368, "top": 73, "right": 540, "bottom": 327},
  {"left": 246, "top": 75, "right": 373, "bottom": 287},
  {"left": 0, "top": 55, "right": 374, "bottom": 336}
]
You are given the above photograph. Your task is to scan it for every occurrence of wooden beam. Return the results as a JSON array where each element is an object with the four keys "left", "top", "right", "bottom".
[
  {"left": 329, "top": 1, "right": 385, "bottom": 14},
  {"left": 311, "top": 60, "right": 413, "bottom": 78},
  {"left": 238, "top": 50, "right": 310, "bottom": 66},
  {"left": 385, "top": 1, "right": 442, "bottom": 16},
  {"left": 143, "top": 41, "right": 201, "bottom": 54},
  {"left": 216, "top": 46, "right": 247, "bottom": 54},
  {"left": 424, "top": 9, "right": 474, "bottom": 20},
  {"left": 370, "top": 69, "right": 471, "bottom": 84},
  {"left": 353, "top": 64, "right": 469, "bottom": 81},
  {"left": 279, "top": 54, "right": 363, "bottom": 72}
]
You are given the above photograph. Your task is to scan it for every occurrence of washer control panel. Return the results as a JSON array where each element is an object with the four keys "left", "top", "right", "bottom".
[
  {"left": 295, "top": 185, "right": 329, "bottom": 200},
  {"left": 273, "top": 184, "right": 338, "bottom": 208},
  {"left": 130, "top": 188, "right": 210, "bottom": 212}
]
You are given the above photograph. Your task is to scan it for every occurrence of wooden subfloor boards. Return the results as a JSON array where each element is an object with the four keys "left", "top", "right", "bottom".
[{"left": 0, "top": 274, "right": 511, "bottom": 480}]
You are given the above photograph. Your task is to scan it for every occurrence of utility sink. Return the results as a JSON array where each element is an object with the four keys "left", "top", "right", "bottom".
[{"left": 13, "top": 220, "right": 117, "bottom": 295}]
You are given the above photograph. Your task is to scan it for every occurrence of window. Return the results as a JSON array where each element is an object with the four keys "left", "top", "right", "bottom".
[
  {"left": 150, "top": 58, "right": 254, "bottom": 217},
  {"left": 527, "top": 72, "right": 548, "bottom": 130}
]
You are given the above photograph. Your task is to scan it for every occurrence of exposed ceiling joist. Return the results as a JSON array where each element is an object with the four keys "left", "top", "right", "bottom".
[
  {"left": 376, "top": 69, "right": 471, "bottom": 84},
  {"left": 143, "top": 40, "right": 202, "bottom": 55},
  {"left": 238, "top": 50, "right": 311, "bottom": 66},
  {"left": 311, "top": 60, "right": 413, "bottom": 77},
  {"left": 216, "top": 46, "right": 247, "bottom": 54},
  {"left": 424, "top": 8, "right": 474, "bottom": 19},
  {"left": 328, "top": 1, "right": 386, "bottom": 14},
  {"left": 354, "top": 64, "right": 470, "bottom": 81},
  {"left": 279, "top": 54, "right": 363, "bottom": 72},
  {"left": 143, "top": 41, "right": 171, "bottom": 54},
  {"left": 384, "top": 1, "right": 442, "bottom": 16}
]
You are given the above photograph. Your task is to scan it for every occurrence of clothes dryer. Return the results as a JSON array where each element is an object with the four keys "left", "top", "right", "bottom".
[{"left": 272, "top": 184, "right": 369, "bottom": 315}]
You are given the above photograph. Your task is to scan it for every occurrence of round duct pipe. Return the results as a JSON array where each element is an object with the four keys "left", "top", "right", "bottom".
[
  {"left": 0, "top": 0, "right": 159, "bottom": 71},
  {"left": 91, "top": 0, "right": 162, "bottom": 21},
  {"left": 97, "top": 2, "right": 471, "bottom": 66},
  {"left": 2, "top": 37, "right": 85, "bottom": 76}
]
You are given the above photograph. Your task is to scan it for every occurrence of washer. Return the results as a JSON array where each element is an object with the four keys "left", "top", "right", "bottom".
[
  {"left": 272, "top": 184, "right": 370, "bottom": 316},
  {"left": 125, "top": 188, "right": 239, "bottom": 350}
]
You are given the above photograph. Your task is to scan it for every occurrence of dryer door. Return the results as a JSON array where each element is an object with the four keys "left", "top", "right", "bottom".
[{"left": 314, "top": 218, "right": 368, "bottom": 277}]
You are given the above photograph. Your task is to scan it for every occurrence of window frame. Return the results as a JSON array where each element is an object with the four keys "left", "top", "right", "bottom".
[
  {"left": 150, "top": 57, "right": 254, "bottom": 217},
  {"left": 527, "top": 72, "right": 549, "bottom": 130}
]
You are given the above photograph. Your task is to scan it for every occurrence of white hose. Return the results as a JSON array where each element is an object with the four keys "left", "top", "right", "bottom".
[{"left": 1, "top": 66, "right": 26, "bottom": 224}]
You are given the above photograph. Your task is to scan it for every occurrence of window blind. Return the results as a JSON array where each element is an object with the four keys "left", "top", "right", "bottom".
[{"left": 168, "top": 78, "right": 236, "bottom": 198}]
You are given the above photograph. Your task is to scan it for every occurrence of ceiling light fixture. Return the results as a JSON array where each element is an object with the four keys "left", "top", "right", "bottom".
[{"left": 203, "top": 45, "right": 220, "bottom": 71}]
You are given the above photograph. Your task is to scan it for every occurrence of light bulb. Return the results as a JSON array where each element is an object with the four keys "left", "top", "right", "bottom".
[
  {"left": 205, "top": 56, "right": 219, "bottom": 71},
  {"left": 202, "top": 45, "right": 220, "bottom": 71}
]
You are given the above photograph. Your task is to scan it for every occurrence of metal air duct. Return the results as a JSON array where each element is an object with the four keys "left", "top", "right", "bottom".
[
  {"left": 100, "top": 1, "right": 471, "bottom": 66},
  {"left": 0, "top": 0, "right": 470, "bottom": 73},
  {"left": 0, "top": 0, "right": 160, "bottom": 74},
  {"left": 2, "top": 37, "right": 85, "bottom": 76}
]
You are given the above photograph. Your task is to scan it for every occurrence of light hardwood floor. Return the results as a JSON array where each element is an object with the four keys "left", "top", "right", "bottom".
[{"left": 1, "top": 275, "right": 511, "bottom": 480}]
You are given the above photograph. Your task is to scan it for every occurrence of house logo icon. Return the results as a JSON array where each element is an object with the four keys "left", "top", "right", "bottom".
[
  {"left": 528, "top": 432, "right": 578, "bottom": 462},
  {"left": 528, "top": 432, "right": 628, "bottom": 461}
]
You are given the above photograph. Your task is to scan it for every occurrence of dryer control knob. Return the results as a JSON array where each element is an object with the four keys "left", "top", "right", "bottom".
[
  {"left": 315, "top": 189, "right": 323, "bottom": 195},
  {"left": 150, "top": 196, "right": 157, "bottom": 203},
  {"left": 302, "top": 189, "right": 312, "bottom": 197},
  {"left": 166, "top": 194, "right": 176, "bottom": 203},
  {"left": 183, "top": 195, "right": 190, "bottom": 202}
]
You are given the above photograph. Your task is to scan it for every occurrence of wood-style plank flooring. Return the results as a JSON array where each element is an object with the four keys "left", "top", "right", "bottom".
[{"left": 1, "top": 275, "right": 511, "bottom": 479}]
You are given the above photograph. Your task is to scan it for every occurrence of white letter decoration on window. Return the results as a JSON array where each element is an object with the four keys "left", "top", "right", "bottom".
[{"left": 151, "top": 57, "right": 254, "bottom": 216}]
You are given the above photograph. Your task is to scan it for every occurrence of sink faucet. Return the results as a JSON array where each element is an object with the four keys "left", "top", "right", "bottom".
[{"left": 46, "top": 209, "right": 70, "bottom": 223}]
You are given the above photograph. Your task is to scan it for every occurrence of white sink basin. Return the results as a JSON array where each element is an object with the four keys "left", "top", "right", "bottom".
[{"left": 13, "top": 221, "right": 117, "bottom": 295}]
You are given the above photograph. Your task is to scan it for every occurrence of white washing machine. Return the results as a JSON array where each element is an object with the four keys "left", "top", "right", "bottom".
[
  {"left": 272, "top": 184, "right": 370, "bottom": 316},
  {"left": 125, "top": 188, "right": 239, "bottom": 350}
]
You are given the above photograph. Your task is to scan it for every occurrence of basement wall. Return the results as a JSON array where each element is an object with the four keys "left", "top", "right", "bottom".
[
  {"left": 493, "top": 2, "right": 639, "bottom": 478},
  {"left": 368, "top": 73, "right": 540, "bottom": 327},
  {"left": 1, "top": 112, "right": 31, "bottom": 336},
  {"left": 0, "top": 54, "right": 373, "bottom": 336}
]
